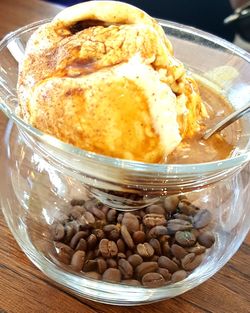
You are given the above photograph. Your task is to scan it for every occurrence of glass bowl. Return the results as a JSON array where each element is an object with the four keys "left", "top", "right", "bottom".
[{"left": 0, "top": 19, "right": 250, "bottom": 305}]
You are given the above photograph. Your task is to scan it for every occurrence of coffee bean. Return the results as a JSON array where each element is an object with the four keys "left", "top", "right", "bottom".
[
  {"left": 79, "top": 212, "right": 95, "bottom": 229},
  {"left": 55, "top": 242, "right": 73, "bottom": 265},
  {"left": 175, "top": 231, "right": 196, "bottom": 247},
  {"left": 92, "top": 229, "right": 104, "bottom": 241},
  {"left": 146, "top": 205, "right": 165, "bottom": 215},
  {"left": 97, "top": 258, "right": 107, "bottom": 274},
  {"left": 84, "top": 199, "right": 98, "bottom": 211},
  {"left": 149, "top": 239, "right": 161, "bottom": 255},
  {"left": 64, "top": 224, "right": 76, "bottom": 243},
  {"left": 85, "top": 250, "right": 95, "bottom": 261},
  {"left": 159, "top": 235, "right": 170, "bottom": 244},
  {"left": 171, "top": 270, "right": 187, "bottom": 283},
  {"left": 150, "top": 255, "right": 159, "bottom": 262},
  {"left": 122, "top": 213, "right": 140, "bottom": 233},
  {"left": 193, "top": 209, "right": 212, "bottom": 229},
  {"left": 83, "top": 260, "right": 97, "bottom": 272},
  {"left": 88, "top": 206, "right": 106, "bottom": 220},
  {"left": 148, "top": 226, "right": 168, "bottom": 238},
  {"left": 178, "top": 200, "right": 198, "bottom": 216},
  {"left": 51, "top": 223, "right": 65, "bottom": 241},
  {"left": 75, "top": 238, "right": 87, "bottom": 252},
  {"left": 104, "top": 225, "right": 120, "bottom": 241},
  {"left": 87, "top": 234, "right": 97, "bottom": 249},
  {"left": 162, "top": 242, "right": 171, "bottom": 256},
  {"left": 143, "top": 214, "right": 167, "bottom": 228},
  {"left": 102, "top": 268, "right": 121, "bottom": 283},
  {"left": 126, "top": 250, "right": 133, "bottom": 258},
  {"left": 167, "top": 219, "right": 193, "bottom": 234},
  {"left": 142, "top": 272, "right": 165, "bottom": 287},
  {"left": 186, "top": 244, "right": 206, "bottom": 255},
  {"left": 70, "top": 231, "right": 88, "bottom": 249},
  {"left": 121, "top": 225, "right": 134, "bottom": 249},
  {"left": 71, "top": 199, "right": 85, "bottom": 207},
  {"left": 107, "top": 209, "right": 117, "bottom": 223},
  {"left": 117, "top": 252, "right": 126, "bottom": 259},
  {"left": 173, "top": 213, "right": 192, "bottom": 222},
  {"left": 158, "top": 268, "right": 171, "bottom": 281},
  {"left": 158, "top": 256, "right": 179, "bottom": 273},
  {"left": 172, "top": 257, "right": 181, "bottom": 267},
  {"left": 107, "top": 258, "right": 117, "bottom": 268},
  {"left": 128, "top": 254, "right": 143, "bottom": 268},
  {"left": 117, "top": 213, "right": 124, "bottom": 223},
  {"left": 71, "top": 250, "right": 85, "bottom": 271},
  {"left": 171, "top": 244, "right": 188, "bottom": 259},
  {"left": 181, "top": 253, "right": 203, "bottom": 271},
  {"left": 163, "top": 196, "right": 179, "bottom": 213},
  {"left": 198, "top": 231, "right": 215, "bottom": 248},
  {"left": 99, "top": 239, "right": 118, "bottom": 258},
  {"left": 135, "top": 262, "right": 158, "bottom": 280},
  {"left": 122, "top": 279, "right": 141, "bottom": 286},
  {"left": 118, "top": 259, "right": 133, "bottom": 279},
  {"left": 117, "top": 238, "right": 125, "bottom": 253},
  {"left": 84, "top": 271, "right": 101, "bottom": 280},
  {"left": 133, "top": 231, "right": 146, "bottom": 244},
  {"left": 69, "top": 206, "right": 84, "bottom": 220},
  {"left": 137, "top": 243, "right": 154, "bottom": 258}
]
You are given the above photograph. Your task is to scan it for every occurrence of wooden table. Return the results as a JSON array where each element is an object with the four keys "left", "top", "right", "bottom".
[{"left": 0, "top": 1, "right": 249, "bottom": 312}]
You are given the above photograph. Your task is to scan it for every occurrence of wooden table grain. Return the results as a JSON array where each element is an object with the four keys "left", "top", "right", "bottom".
[{"left": 0, "top": 1, "right": 249, "bottom": 312}]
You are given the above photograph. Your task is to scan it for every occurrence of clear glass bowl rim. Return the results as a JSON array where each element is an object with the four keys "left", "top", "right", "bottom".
[{"left": 0, "top": 18, "right": 250, "bottom": 175}]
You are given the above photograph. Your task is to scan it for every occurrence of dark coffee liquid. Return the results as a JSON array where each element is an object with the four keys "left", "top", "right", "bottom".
[{"left": 167, "top": 82, "right": 241, "bottom": 164}]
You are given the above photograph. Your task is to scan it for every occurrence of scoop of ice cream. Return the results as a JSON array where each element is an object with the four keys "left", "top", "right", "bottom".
[{"left": 17, "top": 1, "right": 207, "bottom": 163}]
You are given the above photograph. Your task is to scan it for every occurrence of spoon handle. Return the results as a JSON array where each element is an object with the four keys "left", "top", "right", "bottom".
[{"left": 203, "top": 102, "right": 250, "bottom": 140}]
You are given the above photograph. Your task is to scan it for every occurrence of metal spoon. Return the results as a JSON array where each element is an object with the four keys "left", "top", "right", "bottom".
[{"left": 203, "top": 102, "right": 250, "bottom": 140}]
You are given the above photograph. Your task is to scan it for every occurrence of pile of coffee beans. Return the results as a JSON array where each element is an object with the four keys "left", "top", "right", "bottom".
[{"left": 50, "top": 195, "right": 215, "bottom": 287}]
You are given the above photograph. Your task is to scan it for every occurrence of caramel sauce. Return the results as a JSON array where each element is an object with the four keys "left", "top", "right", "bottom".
[{"left": 167, "top": 82, "right": 241, "bottom": 164}]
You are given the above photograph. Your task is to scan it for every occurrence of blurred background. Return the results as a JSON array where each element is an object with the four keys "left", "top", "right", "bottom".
[{"left": 44, "top": 0, "right": 250, "bottom": 50}]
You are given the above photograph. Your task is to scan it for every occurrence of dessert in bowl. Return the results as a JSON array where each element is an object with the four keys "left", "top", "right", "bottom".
[{"left": 0, "top": 1, "right": 250, "bottom": 305}]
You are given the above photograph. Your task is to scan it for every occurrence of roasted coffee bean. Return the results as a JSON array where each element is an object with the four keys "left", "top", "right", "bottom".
[
  {"left": 137, "top": 243, "right": 154, "bottom": 258},
  {"left": 64, "top": 224, "right": 76, "bottom": 243},
  {"left": 71, "top": 250, "right": 85, "bottom": 271},
  {"left": 69, "top": 206, "right": 84, "bottom": 220},
  {"left": 143, "top": 214, "right": 167, "bottom": 228},
  {"left": 158, "top": 256, "right": 179, "bottom": 273},
  {"left": 85, "top": 250, "right": 95, "bottom": 261},
  {"left": 92, "top": 229, "right": 104, "bottom": 241},
  {"left": 102, "top": 268, "right": 121, "bottom": 283},
  {"left": 135, "top": 262, "right": 159, "bottom": 280},
  {"left": 101, "top": 205, "right": 109, "bottom": 215},
  {"left": 94, "top": 247, "right": 100, "bottom": 257},
  {"left": 87, "top": 234, "right": 97, "bottom": 249},
  {"left": 107, "top": 209, "right": 117, "bottom": 223},
  {"left": 103, "top": 224, "right": 117, "bottom": 232},
  {"left": 122, "top": 213, "right": 140, "bottom": 233},
  {"left": 198, "top": 231, "right": 215, "bottom": 248},
  {"left": 88, "top": 206, "right": 106, "bottom": 220},
  {"left": 186, "top": 244, "right": 206, "bottom": 255},
  {"left": 148, "top": 226, "right": 168, "bottom": 238},
  {"left": 173, "top": 213, "right": 192, "bottom": 222},
  {"left": 83, "top": 260, "right": 97, "bottom": 272},
  {"left": 158, "top": 268, "right": 171, "bottom": 281},
  {"left": 149, "top": 239, "right": 161, "bottom": 255},
  {"left": 99, "top": 239, "right": 118, "bottom": 258},
  {"left": 84, "top": 271, "right": 101, "bottom": 280},
  {"left": 146, "top": 205, "right": 165, "bottom": 215},
  {"left": 142, "top": 272, "right": 165, "bottom": 287},
  {"left": 175, "top": 231, "right": 196, "bottom": 247},
  {"left": 117, "top": 238, "right": 126, "bottom": 253},
  {"left": 178, "top": 200, "right": 198, "bottom": 216},
  {"left": 70, "top": 231, "right": 88, "bottom": 249},
  {"left": 126, "top": 250, "right": 133, "bottom": 258},
  {"left": 167, "top": 219, "right": 193, "bottom": 234},
  {"left": 107, "top": 258, "right": 117, "bottom": 268},
  {"left": 150, "top": 255, "right": 159, "bottom": 262},
  {"left": 103, "top": 224, "right": 120, "bottom": 241},
  {"left": 172, "top": 257, "right": 181, "bottom": 267},
  {"left": 133, "top": 231, "right": 146, "bottom": 244},
  {"left": 162, "top": 242, "right": 171, "bottom": 256},
  {"left": 117, "top": 213, "right": 124, "bottom": 223},
  {"left": 193, "top": 209, "right": 212, "bottom": 229},
  {"left": 121, "top": 225, "right": 134, "bottom": 249},
  {"left": 75, "top": 238, "right": 87, "bottom": 252},
  {"left": 159, "top": 235, "right": 170, "bottom": 244},
  {"left": 97, "top": 258, "right": 107, "bottom": 274},
  {"left": 84, "top": 199, "right": 98, "bottom": 210},
  {"left": 171, "top": 244, "right": 188, "bottom": 259},
  {"left": 118, "top": 259, "right": 133, "bottom": 279},
  {"left": 122, "top": 279, "right": 141, "bottom": 286},
  {"left": 79, "top": 212, "right": 95, "bottom": 229},
  {"left": 171, "top": 270, "right": 187, "bottom": 283},
  {"left": 51, "top": 223, "right": 65, "bottom": 241},
  {"left": 71, "top": 199, "right": 85, "bottom": 207},
  {"left": 163, "top": 196, "right": 179, "bottom": 213},
  {"left": 117, "top": 252, "right": 126, "bottom": 259},
  {"left": 55, "top": 242, "right": 73, "bottom": 265},
  {"left": 128, "top": 254, "right": 143, "bottom": 268},
  {"left": 181, "top": 253, "right": 203, "bottom": 271}
]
